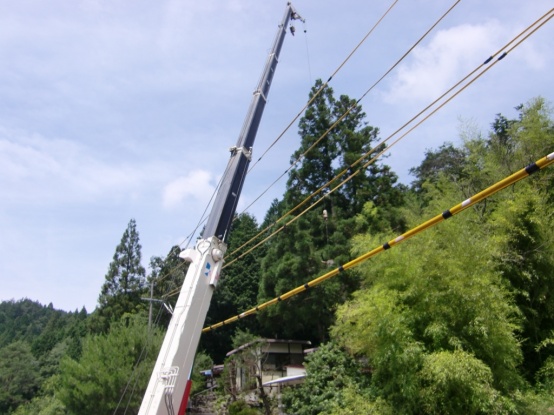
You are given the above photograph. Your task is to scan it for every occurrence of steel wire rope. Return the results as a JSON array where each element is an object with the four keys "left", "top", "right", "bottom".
[
  {"left": 218, "top": 5, "right": 554, "bottom": 268},
  {"left": 245, "top": 0, "right": 400, "bottom": 176},
  {"left": 302, "top": 19, "right": 312, "bottom": 86},
  {"left": 164, "top": 5, "right": 552, "bottom": 299},
  {"left": 222, "top": 0, "right": 461, "bottom": 267},
  {"left": 151, "top": 3, "right": 400, "bottom": 293},
  {"left": 202, "top": 151, "right": 554, "bottom": 332}
]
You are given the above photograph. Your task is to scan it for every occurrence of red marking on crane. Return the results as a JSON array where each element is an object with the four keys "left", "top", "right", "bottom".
[{"left": 178, "top": 380, "right": 193, "bottom": 415}]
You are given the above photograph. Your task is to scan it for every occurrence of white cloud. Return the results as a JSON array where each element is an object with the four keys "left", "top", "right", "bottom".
[
  {"left": 162, "top": 169, "right": 216, "bottom": 210},
  {"left": 384, "top": 21, "right": 505, "bottom": 104},
  {"left": 0, "top": 127, "right": 158, "bottom": 205}
]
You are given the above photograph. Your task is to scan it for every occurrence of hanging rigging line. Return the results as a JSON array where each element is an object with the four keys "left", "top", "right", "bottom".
[
  {"left": 202, "top": 151, "right": 554, "bottom": 333},
  {"left": 161, "top": 0, "right": 399, "bottom": 273},
  {"left": 162, "top": 5, "right": 553, "bottom": 300},
  {"left": 245, "top": 0, "right": 400, "bottom": 175},
  {"left": 219, "top": 5, "right": 553, "bottom": 270}
]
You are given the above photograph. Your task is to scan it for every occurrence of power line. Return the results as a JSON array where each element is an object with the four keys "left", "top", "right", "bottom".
[
  {"left": 223, "top": 0, "right": 463, "bottom": 266},
  {"left": 245, "top": 0, "right": 400, "bottom": 176},
  {"left": 166, "top": 1, "right": 397, "bottom": 260},
  {"left": 202, "top": 151, "right": 554, "bottom": 333},
  {"left": 223, "top": 3, "right": 554, "bottom": 270},
  {"left": 164, "top": 6, "right": 553, "bottom": 300}
]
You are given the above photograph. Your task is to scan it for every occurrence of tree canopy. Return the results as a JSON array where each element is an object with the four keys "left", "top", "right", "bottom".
[{"left": 2, "top": 94, "right": 554, "bottom": 414}]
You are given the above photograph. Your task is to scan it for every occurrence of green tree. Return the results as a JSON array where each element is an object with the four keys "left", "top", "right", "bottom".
[
  {"left": 331, "top": 193, "right": 524, "bottom": 413},
  {"left": 92, "top": 219, "right": 147, "bottom": 332},
  {"left": 286, "top": 79, "right": 338, "bottom": 204},
  {"left": 282, "top": 342, "right": 366, "bottom": 415},
  {"left": 484, "top": 98, "right": 554, "bottom": 381},
  {"left": 11, "top": 376, "right": 67, "bottom": 415},
  {"left": 409, "top": 142, "right": 467, "bottom": 194},
  {"left": 58, "top": 314, "right": 163, "bottom": 415},
  {"left": 0, "top": 341, "right": 41, "bottom": 413},
  {"left": 258, "top": 80, "right": 405, "bottom": 342}
]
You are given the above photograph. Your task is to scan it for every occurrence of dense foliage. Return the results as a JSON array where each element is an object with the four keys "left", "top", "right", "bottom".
[{"left": 1, "top": 88, "right": 553, "bottom": 414}]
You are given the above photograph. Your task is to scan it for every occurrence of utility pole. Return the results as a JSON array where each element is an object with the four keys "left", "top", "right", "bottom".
[{"left": 141, "top": 279, "right": 164, "bottom": 330}]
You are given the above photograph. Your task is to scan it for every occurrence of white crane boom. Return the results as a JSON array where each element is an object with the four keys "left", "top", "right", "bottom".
[{"left": 138, "top": 4, "right": 303, "bottom": 414}]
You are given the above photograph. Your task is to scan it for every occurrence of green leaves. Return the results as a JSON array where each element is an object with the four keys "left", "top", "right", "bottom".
[
  {"left": 282, "top": 342, "right": 365, "bottom": 415},
  {"left": 0, "top": 341, "right": 41, "bottom": 413},
  {"left": 57, "top": 315, "right": 163, "bottom": 415},
  {"left": 419, "top": 350, "right": 498, "bottom": 414},
  {"left": 93, "top": 219, "right": 147, "bottom": 332}
]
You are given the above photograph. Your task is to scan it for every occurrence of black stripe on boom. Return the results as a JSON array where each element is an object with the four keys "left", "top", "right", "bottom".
[
  {"left": 383, "top": 242, "right": 391, "bottom": 250},
  {"left": 525, "top": 163, "right": 540, "bottom": 175},
  {"left": 442, "top": 210, "right": 453, "bottom": 219}
]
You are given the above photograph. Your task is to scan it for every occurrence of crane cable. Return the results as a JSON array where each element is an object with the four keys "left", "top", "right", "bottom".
[
  {"left": 155, "top": 0, "right": 400, "bottom": 287},
  {"left": 246, "top": 0, "right": 400, "bottom": 175},
  {"left": 222, "top": 0, "right": 463, "bottom": 267},
  {"left": 154, "top": 0, "right": 400, "bottom": 293},
  {"left": 162, "top": 6, "right": 553, "bottom": 300},
  {"left": 202, "top": 151, "right": 554, "bottom": 333},
  {"left": 220, "top": 6, "right": 554, "bottom": 271},
  {"left": 164, "top": 6, "right": 553, "bottom": 300}
]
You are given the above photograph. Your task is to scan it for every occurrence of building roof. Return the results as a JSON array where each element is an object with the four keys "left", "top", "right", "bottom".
[
  {"left": 262, "top": 374, "right": 307, "bottom": 386},
  {"left": 226, "top": 338, "right": 312, "bottom": 357}
]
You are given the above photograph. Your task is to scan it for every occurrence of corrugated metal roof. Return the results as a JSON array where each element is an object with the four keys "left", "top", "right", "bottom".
[
  {"left": 262, "top": 374, "right": 306, "bottom": 386},
  {"left": 226, "top": 338, "right": 312, "bottom": 357}
]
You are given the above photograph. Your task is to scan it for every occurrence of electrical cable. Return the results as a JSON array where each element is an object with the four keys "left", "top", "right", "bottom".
[
  {"left": 202, "top": 151, "right": 554, "bottom": 333},
  {"left": 245, "top": 0, "right": 400, "bottom": 175},
  {"left": 166, "top": 0, "right": 392, "bottom": 262},
  {"left": 224, "top": 0, "right": 462, "bottom": 264},
  {"left": 221, "top": 6, "right": 553, "bottom": 269},
  {"left": 164, "top": 6, "right": 553, "bottom": 299},
  {"left": 160, "top": 0, "right": 401, "bottom": 298}
]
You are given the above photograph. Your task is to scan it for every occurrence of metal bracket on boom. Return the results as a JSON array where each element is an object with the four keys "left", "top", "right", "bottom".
[
  {"left": 179, "top": 237, "right": 226, "bottom": 288},
  {"left": 159, "top": 367, "right": 179, "bottom": 415},
  {"left": 229, "top": 145, "right": 252, "bottom": 161}
]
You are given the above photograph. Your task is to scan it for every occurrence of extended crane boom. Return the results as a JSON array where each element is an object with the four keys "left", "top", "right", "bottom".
[{"left": 139, "top": 4, "right": 303, "bottom": 414}]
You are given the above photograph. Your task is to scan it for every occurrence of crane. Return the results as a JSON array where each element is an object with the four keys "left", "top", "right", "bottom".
[{"left": 138, "top": 4, "right": 304, "bottom": 414}]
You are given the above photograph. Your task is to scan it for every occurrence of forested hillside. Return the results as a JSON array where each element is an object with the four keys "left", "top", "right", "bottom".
[{"left": 1, "top": 83, "right": 553, "bottom": 414}]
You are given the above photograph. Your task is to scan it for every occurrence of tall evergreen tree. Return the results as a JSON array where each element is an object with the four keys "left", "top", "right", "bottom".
[
  {"left": 258, "top": 80, "right": 405, "bottom": 342},
  {"left": 92, "top": 219, "right": 146, "bottom": 332},
  {"left": 0, "top": 341, "right": 41, "bottom": 413},
  {"left": 286, "top": 79, "right": 338, "bottom": 205}
]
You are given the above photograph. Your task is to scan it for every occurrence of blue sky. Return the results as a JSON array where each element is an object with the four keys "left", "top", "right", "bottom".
[{"left": 1, "top": 0, "right": 553, "bottom": 312}]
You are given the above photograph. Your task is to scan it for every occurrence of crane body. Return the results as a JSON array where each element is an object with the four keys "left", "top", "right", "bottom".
[{"left": 138, "top": 4, "right": 303, "bottom": 414}]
